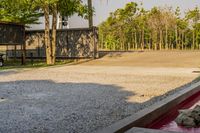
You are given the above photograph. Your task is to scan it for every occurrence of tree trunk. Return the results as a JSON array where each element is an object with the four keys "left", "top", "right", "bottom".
[
  {"left": 169, "top": 33, "right": 172, "bottom": 50},
  {"left": 192, "top": 30, "right": 195, "bottom": 50},
  {"left": 153, "top": 31, "right": 157, "bottom": 50},
  {"left": 138, "top": 30, "right": 141, "bottom": 50},
  {"left": 148, "top": 36, "right": 151, "bottom": 50},
  {"left": 148, "top": 34, "right": 151, "bottom": 50},
  {"left": 181, "top": 31, "right": 184, "bottom": 50},
  {"left": 131, "top": 31, "right": 134, "bottom": 49},
  {"left": 44, "top": 4, "right": 52, "bottom": 65},
  {"left": 165, "top": 25, "right": 168, "bottom": 50},
  {"left": 51, "top": 3, "right": 57, "bottom": 65},
  {"left": 102, "top": 34, "right": 104, "bottom": 50},
  {"left": 196, "top": 30, "right": 198, "bottom": 49},
  {"left": 135, "top": 31, "right": 137, "bottom": 50},
  {"left": 142, "top": 28, "right": 145, "bottom": 50},
  {"left": 175, "top": 25, "right": 178, "bottom": 49},
  {"left": 123, "top": 32, "right": 126, "bottom": 51},
  {"left": 141, "top": 27, "right": 144, "bottom": 50},
  {"left": 120, "top": 27, "right": 123, "bottom": 50},
  {"left": 159, "top": 29, "right": 162, "bottom": 50},
  {"left": 184, "top": 32, "right": 187, "bottom": 50}
]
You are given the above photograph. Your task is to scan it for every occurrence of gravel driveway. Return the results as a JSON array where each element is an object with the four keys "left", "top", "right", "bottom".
[{"left": 0, "top": 56, "right": 199, "bottom": 132}]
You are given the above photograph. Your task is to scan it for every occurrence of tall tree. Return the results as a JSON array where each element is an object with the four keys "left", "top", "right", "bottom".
[
  {"left": 35, "top": 0, "right": 88, "bottom": 65},
  {"left": 186, "top": 7, "right": 200, "bottom": 49},
  {"left": 162, "top": 7, "right": 176, "bottom": 50}
]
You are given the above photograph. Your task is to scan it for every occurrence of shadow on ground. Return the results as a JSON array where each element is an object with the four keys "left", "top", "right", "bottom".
[
  {"left": 0, "top": 78, "right": 199, "bottom": 133},
  {"left": 0, "top": 70, "right": 19, "bottom": 76},
  {"left": 0, "top": 80, "right": 136, "bottom": 133},
  {"left": 98, "top": 51, "right": 144, "bottom": 58}
]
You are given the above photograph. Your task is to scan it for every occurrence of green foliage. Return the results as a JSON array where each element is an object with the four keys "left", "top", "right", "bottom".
[
  {"left": 99, "top": 2, "right": 200, "bottom": 50},
  {"left": 0, "top": 0, "right": 42, "bottom": 24},
  {"left": 58, "top": 0, "right": 88, "bottom": 18},
  {"left": 0, "top": 0, "right": 88, "bottom": 24}
]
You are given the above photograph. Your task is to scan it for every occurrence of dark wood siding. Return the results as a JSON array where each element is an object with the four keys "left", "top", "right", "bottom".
[{"left": 0, "top": 22, "right": 25, "bottom": 45}]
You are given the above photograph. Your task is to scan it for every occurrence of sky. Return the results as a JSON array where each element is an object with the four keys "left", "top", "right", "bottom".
[{"left": 31, "top": 0, "right": 200, "bottom": 29}]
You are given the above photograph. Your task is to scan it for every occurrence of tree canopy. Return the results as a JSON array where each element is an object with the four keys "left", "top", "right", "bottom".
[
  {"left": 0, "top": 0, "right": 42, "bottom": 24},
  {"left": 0, "top": 0, "right": 88, "bottom": 25}
]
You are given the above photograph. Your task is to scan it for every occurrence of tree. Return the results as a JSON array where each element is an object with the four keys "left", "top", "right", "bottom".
[
  {"left": 186, "top": 7, "right": 200, "bottom": 49},
  {"left": 162, "top": 7, "right": 176, "bottom": 50},
  {"left": 137, "top": 7, "right": 147, "bottom": 50},
  {"left": 34, "top": 0, "right": 88, "bottom": 65},
  {"left": 148, "top": 7, "right": 163, "bottom": 50}
]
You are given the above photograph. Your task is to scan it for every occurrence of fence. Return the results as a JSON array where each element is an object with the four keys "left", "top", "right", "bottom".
[{"left": 7, "top": 27, "right": 98, "bottom": 59}]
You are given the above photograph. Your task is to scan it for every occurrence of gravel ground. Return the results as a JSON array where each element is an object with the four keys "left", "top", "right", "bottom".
[{"left": 0, "top": 51, "right": 200, "bottom": 133}]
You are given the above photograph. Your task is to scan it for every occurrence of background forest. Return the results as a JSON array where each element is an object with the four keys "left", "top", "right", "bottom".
[{"left": 99, "top": 2, "right": 200, "bottom": 50}]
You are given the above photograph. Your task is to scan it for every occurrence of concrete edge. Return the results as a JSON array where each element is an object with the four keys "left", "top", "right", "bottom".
[
  {"left": 126, "top": 127, "right": 180, "bottom": 133},
  {"left": 96, "top": 81, "right": 200, "bottom": 133}
]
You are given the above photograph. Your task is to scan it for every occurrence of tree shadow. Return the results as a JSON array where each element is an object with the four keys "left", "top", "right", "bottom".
[
  {"left": 0, "top": 70, "right": 18, "bottom": 76},
  {"left": 98, "top": 50, "right": 144, "bottom": 58},
  {"left": 0, "top": 78, "right": 199, "bottom": 133},
  {"left": 193, "top": 71, "right": 200, "bottom": 74},
  {"left": 24, "top": 29, "right": 96, "bottom": 59},
  {"left": 0, "top": 80, "right": 137, "bottom": 133}
]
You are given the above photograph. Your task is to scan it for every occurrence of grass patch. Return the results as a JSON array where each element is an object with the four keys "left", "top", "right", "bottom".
[{"left": 0, "top": 59, "right": 74, "bottom": 70}]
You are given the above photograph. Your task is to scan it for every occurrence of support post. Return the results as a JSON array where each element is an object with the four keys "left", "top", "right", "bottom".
[
  {"left": 22, "top": 27, "right": 26, "bottom": 65},
  {"left": 14, "top": 45, "right": 17, "bottom": 61}
]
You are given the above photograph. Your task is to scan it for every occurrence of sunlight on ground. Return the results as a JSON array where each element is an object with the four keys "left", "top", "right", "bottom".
[{"left": 126, "top": 95, "right": 156, "bottom": 103}]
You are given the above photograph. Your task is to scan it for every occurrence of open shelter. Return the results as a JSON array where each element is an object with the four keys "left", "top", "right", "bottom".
[{"left": 0, "top": 22, "right": 26, "bottom": 64}]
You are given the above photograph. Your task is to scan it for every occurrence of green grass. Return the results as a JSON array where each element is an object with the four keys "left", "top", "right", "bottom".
[{"left": 0, "top": 59, "right": 74, "bottom": 70}]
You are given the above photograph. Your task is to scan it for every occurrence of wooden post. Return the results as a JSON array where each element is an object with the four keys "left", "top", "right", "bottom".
[
  {"left": 93, "top": 27, "right": 96, "bottom": 59},
  {"left": 22, "top": 26, "right": 26, "bottom": 65},
  {"left": 22, "top": 43, "right": 26, "bottom": 65},
  {"left": 14, "top": 45, "right": 17, "bottom": 61},
  {"left": 6, "top": 45, "right": 8, "bottom": 61},
  {"left": 88, "top": 0, "right": 93, "bottom": 28}
]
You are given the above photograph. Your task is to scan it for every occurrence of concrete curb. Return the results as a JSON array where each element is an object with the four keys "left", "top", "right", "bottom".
[{"left": 96, "top": 81, "right": 200, "bottom": 133}]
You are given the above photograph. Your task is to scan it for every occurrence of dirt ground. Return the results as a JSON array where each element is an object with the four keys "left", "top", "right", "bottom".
[
  {"left": 83, "top": 51, "right": 200, "bottom": 68},
  {"left": 0, "top": 51, "right": 200, "bottom": 133}
]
